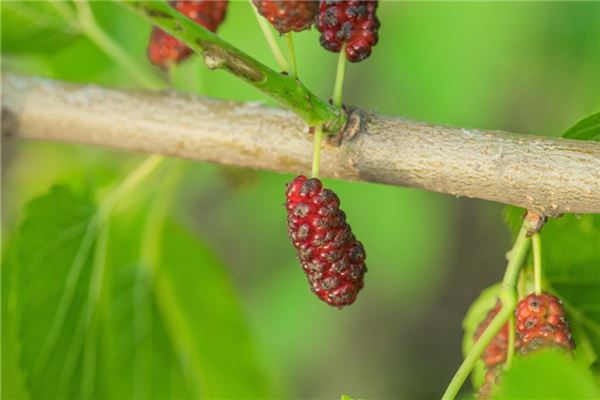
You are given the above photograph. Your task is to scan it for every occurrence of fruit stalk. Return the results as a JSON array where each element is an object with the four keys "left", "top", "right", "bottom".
[
  {"left": 286, "top": 33, "right": 298, "bottom": 77},
  {"left": 532, "top": 233, "right": 543, "bottom": 295},
  {"left": 333, "top": 45, "right": 347, "bottom": 108},
  {"left": 123, "top": 0, "right": 345, "bottom": 132},
  {"left": 312, "top": 125, "right": 325, "bottom": 178},
  {"left": 250, "top": 1, "right": 290, "bottom": 72},
  {"left": 505, "top": 315, "right": 515, "bottom": 369}
]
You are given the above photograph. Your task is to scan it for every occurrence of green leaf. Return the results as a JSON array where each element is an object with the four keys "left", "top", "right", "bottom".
[
  {"left": 5, "top": 184, "right": 269, "bottom": 398},
  {"left": 1, "top": 242, "right": 31, "bottom": 399},
  {"left": 495, "top": 350, "right": 600, "bottom": 399},
  {"left": 562, "top": 111, "right": 600, "bottom": 142},
  {"left": 461, "top": 283, "right": 501, "bottom": 389},
  {"left": 11, "top": 186, "right": 97, "bottom": 399},
  {"left": 152, "top": 221, "right": 270, "bottom": 398},
  {"left": 538, "top": 214, "right": 600, "bottom": 363}
]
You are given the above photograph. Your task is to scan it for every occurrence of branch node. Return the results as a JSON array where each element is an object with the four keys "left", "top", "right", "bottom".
[
  {"left": 524, "top": 211, "right": 548, "bottom": 237},
  {"left": 327, "top": 106, "right": 367, "bottom": 147}
]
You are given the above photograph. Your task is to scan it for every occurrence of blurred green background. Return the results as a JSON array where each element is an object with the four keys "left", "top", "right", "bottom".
[{"left": 2, "top": 1, "right": 600, "bottom": 399}]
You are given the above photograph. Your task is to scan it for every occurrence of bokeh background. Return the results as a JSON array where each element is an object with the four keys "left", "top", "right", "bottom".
[{"left": 2, "top": 1, "right": 600, "bottom": 398}]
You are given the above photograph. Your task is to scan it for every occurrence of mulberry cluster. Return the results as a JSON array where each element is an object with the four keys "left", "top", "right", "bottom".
[
  {"left": 252, "top": 0, "right": 319, "bottom": 34},
  {"left": 515, "top": 293, "right": 575, "bottom": 354},
  {"left": 316, "top": 0, "right": 380, "bottom": 62},
  {"left": 148, "top": 0, "right": 229, "bottom": 68},
  {"left": 285, "top": 175, "right": 367, "bottom": 307}
]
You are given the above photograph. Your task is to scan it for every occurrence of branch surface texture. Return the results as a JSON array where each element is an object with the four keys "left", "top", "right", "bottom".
[{"left": 3, "top": 74, "right": 600, "bottom": 216}]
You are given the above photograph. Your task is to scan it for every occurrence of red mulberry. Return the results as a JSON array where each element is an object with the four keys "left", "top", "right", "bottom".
[
  {"left": 515, "top": 293, "right": 575, "bottom": 354},
  {"left": 474, "top": 301, "right": 512, "bottom": 368},
  {"left": 148, "top": 0, "right": 229, "bottom": 68},
  {"left": 285, "top": 175, "right": 366, "bottom": 307},
  {"left": 316, "top": 0, "right": 380, "bottom": 62},
  {"left": 252, "top": 0, "right": 319, "bottom": 34}
]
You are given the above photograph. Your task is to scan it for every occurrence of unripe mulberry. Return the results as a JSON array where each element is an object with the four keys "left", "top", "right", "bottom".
[
  {"left": 515, "top": 293, "right": 575, "bottom": 354},
  {"left": 477, "top": 366, "right": 502, "bottom": 400},
  {"left": 285, "top": 175, "right": 366, "bottom": 307},
  {"left": 252, "top": 0, "right": 319, "bottom": 34},
  {"left": 148, "top": 0, "right": 229, "bottom": 68},
  {"left": 474, "top": 301, "right": 511, "bottom": 368},
  {"left": 316, "top": 0, "right": 380, "bottom": 62}
]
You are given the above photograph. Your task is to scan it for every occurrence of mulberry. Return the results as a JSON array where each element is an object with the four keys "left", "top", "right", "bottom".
[
  {"left": 252, "top": 0, "right": 319, "bottom": 34},
  {"left": 316, "top": 0, "right": 380, "bottom": 62},
  {"left": 515, "top": 293, "right": 575, "bottom": 354},
  {"left": 148, "top": 0, "right": 228, "bottom": 68},
  {"left": 285, "top": 175, "right": 366, "bottom": 307}
]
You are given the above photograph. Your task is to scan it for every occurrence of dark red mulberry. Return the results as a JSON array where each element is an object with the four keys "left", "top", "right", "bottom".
[
  {"left": 316, "top": 0, "right": 380, "bottom": 62},
  {"left": 148, "top": 0, "right": 229, "bottom": 68},
  {"left": 252, "top": 0, "right": 319, "bottom": 34},
  {"left": 285, "top": 175, "right": 366, "bottom": 307},
  {"left": 515, "top": 293, "right": 575, "bottom": 354}
]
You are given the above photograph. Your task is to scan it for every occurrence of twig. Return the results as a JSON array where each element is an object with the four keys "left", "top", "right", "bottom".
[{"left": 121, "top": 1, "right": 343, "bottom": 131}]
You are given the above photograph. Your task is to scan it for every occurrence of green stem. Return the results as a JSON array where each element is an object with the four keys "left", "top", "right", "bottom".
[
  {"left": 517, "top": 269, "right": 526, "bottom": 299},
  {"left": 501, "top": 225, "right": 531, "bottom": 290},
  {"left": 442, "top": 224, "right": 531, "bottom": 400},
  {"left": 505, "top": 315, "right": 515, "bottom": 369},
  {"left": 75, "top": 1, "right": 165, "bottom": 90},
  {"left": 532, "top": 233, "right": 542, "bottom": 295},
  {"left": 250, "top": 2, "right": 289, "bottom": 72},
  {"left": 122, "top": 1, "right": 344, "bottom": 131},
  {"left": 311, "top": 125, "right": 324, "bottom": 178},
  {"left": 333, "top": 45, "right": 347, "bottom": 108},
  {"left": 286, "top": 33, "right": 298, "bottom": 78}
]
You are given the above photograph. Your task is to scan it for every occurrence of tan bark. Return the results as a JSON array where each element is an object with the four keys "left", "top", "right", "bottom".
[{"left": 3, "top": 74, "right": 599, "bottom": 215}]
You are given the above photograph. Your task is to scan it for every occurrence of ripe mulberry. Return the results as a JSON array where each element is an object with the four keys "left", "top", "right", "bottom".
[
  {"left": 285, "top": 175, "right": 366, "bottom": 307},
  {"left": 148, "top": 0, "right": 229, "bottom": 68},
  {"left": 252, "top": 0, "right": 319, "bottom": 34},
  {"left": 316, "top": 0, "right": 380, "bottom": 62},
  {"left": 515, "top": 293, "right": 575, "bottom": 354}
]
